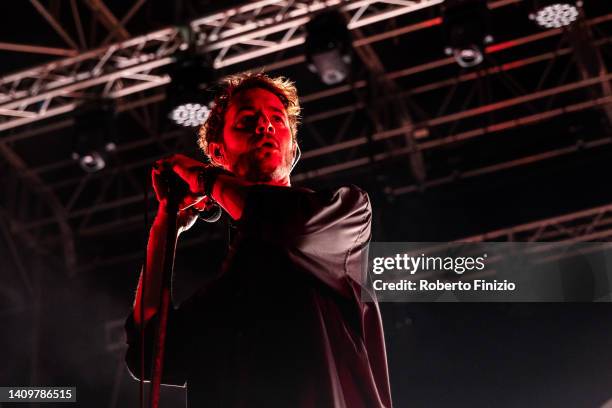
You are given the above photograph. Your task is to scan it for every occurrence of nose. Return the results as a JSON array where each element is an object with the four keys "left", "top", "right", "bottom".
[{"left": 255, "top": 113, "right": 274, "bottom": 135}]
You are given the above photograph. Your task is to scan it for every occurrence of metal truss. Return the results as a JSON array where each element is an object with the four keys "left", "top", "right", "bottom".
[
  {"left": 460, "top": 203, "right": 612, "bottom": 243},
  {"left": 0, "top": 0, "right": 448, "bottom": 133},
  {"left": 14, "top": 80, "right": 612, "bottom": 235},
  {"left": 190, "top": 0, "right": 444, "bottom": 68},
  {"left": 392, "top": 131, "right": 612, "bottom": 196},
  {"left": 0, "top": 28, "right": 180, "bottom": 132},
  {"left": 1, "top": 1, "right": 611, "bottom": 269},
  {"left": 568, "top": 16, "right": 612, "bottom": 123},
  {"left": 294, "top": 76, "right": 612, "bottom": 181},
  {"left": 349, "top": 23, "right": 425, "bottom": 184},
  {"left": 7, "top": 14, "right": 609, "bottom": 173},
  {"left": 1, "top": 1, "right": 606, "bottom": 134},
  {"left": 5, "top": 18, "right": 610, "bottom": 237}
]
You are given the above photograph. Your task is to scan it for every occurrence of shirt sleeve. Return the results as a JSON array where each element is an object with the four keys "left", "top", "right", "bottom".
[
  {"left": 238, "top": 184, "right": 372, "bottom": 297},
  {"left": 124, "top": 307, "right": 189, "bottom": 387}
]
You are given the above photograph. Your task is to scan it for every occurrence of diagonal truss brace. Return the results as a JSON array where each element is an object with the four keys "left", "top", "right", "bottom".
[
  {"left": 190, "top": 0, "right": 444, "bottom": 68},
  {"left": 0, "top": 28, "right": 182, "bottom": 132}
]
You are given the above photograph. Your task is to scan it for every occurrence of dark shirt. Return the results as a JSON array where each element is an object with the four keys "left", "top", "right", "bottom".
[{"left": 125, "top": 185, "right": 392, "bottom": 407}]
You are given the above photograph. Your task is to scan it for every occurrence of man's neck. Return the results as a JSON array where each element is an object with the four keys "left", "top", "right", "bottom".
[
  {"left": 237, "top": 170, "right": 291, "bottom": 187},
  {"left": 264, "top": 177, "right": 291, "bottom": 187}
]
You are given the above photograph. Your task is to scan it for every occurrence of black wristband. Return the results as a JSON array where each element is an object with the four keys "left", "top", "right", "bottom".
[{"left": 198, "top": 167, "right": 227, "bottom": 198}]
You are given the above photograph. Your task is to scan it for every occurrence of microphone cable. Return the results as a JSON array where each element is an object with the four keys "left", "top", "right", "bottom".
[
  {"left": 140, "top": 168, "right": 150, "bottom": 408},
  {"left": 139, "top": 164, "right": 223, "bottom": 408}
]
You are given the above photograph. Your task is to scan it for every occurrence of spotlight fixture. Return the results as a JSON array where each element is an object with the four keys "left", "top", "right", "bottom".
[
  {"left": 71, "top": 100, "right": 117, "bottom": 173},
  {"left": 166, "top": 51, "right": 214, "bottom": 128},
  {"left": 305, "top": 10, "right": 353, "bottom": 85},
  {"left": 169, "top": 103, "right": 210, "bottom": 128},
  {"left": 529, "top": 1, "right": 581, "bottom": 29},
  {"left": 442, "top": 0, "right": 493, "bottom": 68}
]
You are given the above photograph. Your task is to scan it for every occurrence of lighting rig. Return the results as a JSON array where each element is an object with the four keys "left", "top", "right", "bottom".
[
  {"left": 529, "top": 1, "right": 582, "bottom": 29},
  {"left": 442, "top": 0, "right": 493, "bottom": 68},
  {"left": 165, "top": 39, "right": 215, "bottom": 128},
  {"left": 71, "top": 100, "right": 117, "bottom": 173},
  {"left": 305, "top": 10, "right": 354, "bottom": 85}
]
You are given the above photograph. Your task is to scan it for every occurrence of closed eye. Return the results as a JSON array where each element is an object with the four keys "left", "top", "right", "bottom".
[{"left": 235, "top": 114, "right": 256, "bottom": 129}]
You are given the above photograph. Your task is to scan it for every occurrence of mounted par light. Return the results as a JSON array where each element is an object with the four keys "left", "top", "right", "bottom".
[
  {"left": 529, "top": 1, "right": 581, "bottom": 29},
  {"left": 442, "top": 0, "right": 492, "bottom": 68},
  {"left": 166, "top": 49, "right": 214, "bottom": 128},
  {"left": 71, "top": 100, "right": 117, "bottom": 173},
  {"left": 445, "top": 43, "right": 486, "bottom": 68},
  {"left": 73, "top": 151, "right": 106, "bottom": 172},
  {"left": 305, "top": 10, "right": 353, "bottom": 85},
  {"left": 170, "top": 103, "right": 211, "bottom": 128}
]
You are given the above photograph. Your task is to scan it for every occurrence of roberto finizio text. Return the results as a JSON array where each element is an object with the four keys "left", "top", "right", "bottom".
[{"left": 373, "top": 279, "right": 516, "bottom": 291}]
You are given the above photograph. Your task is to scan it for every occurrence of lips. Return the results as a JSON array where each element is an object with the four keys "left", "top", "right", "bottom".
[{"left": 256, "top": 140, "right": 279, "bottom": 149}]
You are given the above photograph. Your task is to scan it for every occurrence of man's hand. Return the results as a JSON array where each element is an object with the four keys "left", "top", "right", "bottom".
[
  {"left": 152, "top": 153, "right": 215, "bottom": 232},
  {"left": 152, "top": 153, "right": 207, "bottom": 207},
  {"left": 152, "top": 153, "right": 251, "bottom": 222}
]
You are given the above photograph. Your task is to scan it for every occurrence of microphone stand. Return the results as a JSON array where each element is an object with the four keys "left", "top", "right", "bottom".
[{"left": 149, "top": 168, "right": 184, "bottom": 408}]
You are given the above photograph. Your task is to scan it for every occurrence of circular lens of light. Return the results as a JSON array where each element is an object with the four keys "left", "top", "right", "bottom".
[
  {"left": 79, "top": 151, "right": 105, "bottom": 172},
  {"left": 535, "top": 3, "right": 578, "bottom": 29},
  {"left": 170, "top": 103, "right": 211, "bottom": 127},
  {"left": 454, "top": 45, "right": 483, "bottom": 68},
  {"left": 322, "top": 69, "right": 347, "bottom": 85}
]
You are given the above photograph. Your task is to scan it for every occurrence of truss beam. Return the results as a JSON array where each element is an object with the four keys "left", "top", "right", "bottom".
[
  {"left": 12, "top": 35, "right": 604, "bottom": 179},
  {"left": 0, "top": 42, "right": 78, "bottom": 57},
  {"left": 0, "top": 28, "right": 181, "bottom": 132},
  {"left": 2, "top": 0, "right": 552, "bottom": 133},
  {"left": 42, "top": 70, "right": 611, "bottom": 192},
  {"left": 460, "top": 203, "right": 612, "bottom": 243},
  {"left": 191, "top": 0, "right": 444, "bottom": 68},
  {"left": 0, "top": 11, "right": 608, "bottom": 133},
  {"left": 350, "top": 25, "right": 426, "bottom": 183}
]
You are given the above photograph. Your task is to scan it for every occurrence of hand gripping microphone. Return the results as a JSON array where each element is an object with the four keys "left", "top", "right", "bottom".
[
  {"left": 196, "top": 166, "right": 226, "bottom": 223},
  {"left": 155, "top": 162, "right": 223, "bottom": 223}
]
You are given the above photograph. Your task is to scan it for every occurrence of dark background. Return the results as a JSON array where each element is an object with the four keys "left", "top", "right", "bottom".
[{"left": 1, "top": 0, "right": 612, "bottom": 407}]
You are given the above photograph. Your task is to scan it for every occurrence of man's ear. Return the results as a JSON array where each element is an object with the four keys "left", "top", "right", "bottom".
[{"left": 208, "top": 142, "right": 225, "bottom": 167}]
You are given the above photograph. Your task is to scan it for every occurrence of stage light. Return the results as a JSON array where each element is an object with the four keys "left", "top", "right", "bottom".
[
  {"left": 74, "top": 151, "right": 105, "bottom": 172},
  {"left": 529, "top": 1, "right": 581, "bottom": 29},
  {"left": 71, "top": 100, "right": 117, "bottom": 173},
  {"left": 166, "top": 51, "right": 214, "bottom": 127},
  {"left": 445, "top": 44, "right": 485, "bottom": 68},
  {"left": 169, "top": 103, "right": 210, "bottom": 128},
  {"left": 305, "top": 11, "right": 353, "bottom": 85},
  {"left": 442, "top": 0, "right": 492, "bottom": 68}
]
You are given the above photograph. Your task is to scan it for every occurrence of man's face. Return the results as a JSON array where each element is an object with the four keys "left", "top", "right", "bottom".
[{"left": 211, "top": 87, "right": 295, "bottom": 184}]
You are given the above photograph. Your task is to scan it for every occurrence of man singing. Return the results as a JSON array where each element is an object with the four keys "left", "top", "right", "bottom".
[{"left": 125, "top": 73, "right": 392, "bottom": 407}]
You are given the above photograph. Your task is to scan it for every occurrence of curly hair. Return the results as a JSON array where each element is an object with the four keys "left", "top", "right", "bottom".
[{"left": 198, "top": 72, "right": 301, "bottom": 165}]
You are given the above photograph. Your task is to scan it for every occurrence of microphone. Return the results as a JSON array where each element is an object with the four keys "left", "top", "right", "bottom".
[
  {"left": 197, "top": 203, "right": 222, "bottom": 223},
  {"left": 156, "top": 164, "right": 222, "bottom": 223}
]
